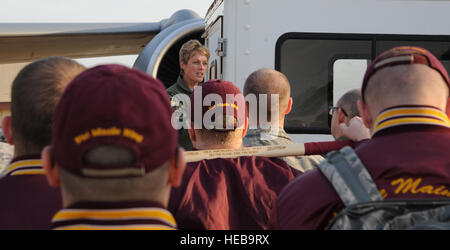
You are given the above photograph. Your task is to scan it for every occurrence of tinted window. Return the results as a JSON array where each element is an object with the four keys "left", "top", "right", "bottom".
[
  {"left": 277, "top": 37, "right": 371, "bottom": 133},
  {"left": 276, "top": 34, "right": 450, "bottom": 134}
]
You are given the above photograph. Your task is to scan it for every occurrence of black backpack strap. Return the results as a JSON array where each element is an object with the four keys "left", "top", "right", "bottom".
[{"left": 318, "top": 146, "right": 383, "bottom": 206}]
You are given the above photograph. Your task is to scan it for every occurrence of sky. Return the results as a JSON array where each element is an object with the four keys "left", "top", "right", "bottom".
[
  {"left": 0, "top": 0, "right": 213, "bottom": 67},
  {"left": 0, "top": 0, "right": 211, "bottom": 22}
]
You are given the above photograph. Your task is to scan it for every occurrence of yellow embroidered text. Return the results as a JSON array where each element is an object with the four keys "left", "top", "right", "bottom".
[
  {"left": 74, "top": 127, "right": 144, "bottom": 144},
  {"left": 74, "top": 132, "right": 91, "bottom": 144},
  {"left": 123, "top": 128, "right": 144, "bottom": 143},
  {"left": 391, "top": 178, "right": 450, "bottom": 197},
  {"left": 91, "top": 127, "right": 122, "bottom": 137}
]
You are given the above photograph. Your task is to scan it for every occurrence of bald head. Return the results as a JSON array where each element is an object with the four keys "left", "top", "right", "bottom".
[
  {"left": 364, "top": 64, "right": 449, "bottom": 115},
  {"left": 359, "top": 64, "right": 449, "bottom": 130},
  {"left": 244, "top": 68, "right": 291, "bottom": 125}
]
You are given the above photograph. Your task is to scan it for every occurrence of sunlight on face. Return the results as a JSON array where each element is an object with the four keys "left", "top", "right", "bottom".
[{"left": 181, "top": 51, "right": 208, "bottom": 86}]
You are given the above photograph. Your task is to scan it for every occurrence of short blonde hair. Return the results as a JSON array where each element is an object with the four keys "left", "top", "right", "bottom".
[{"left": 179, "top": 40, "right": 210, "bottom": 65}]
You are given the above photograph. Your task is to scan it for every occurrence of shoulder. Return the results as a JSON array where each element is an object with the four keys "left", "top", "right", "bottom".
[
  {"left": 180, "top": 159, "right": 233, "bottom": 180},
  {"left": 242, "top": 129, "right": 263, "bottom": 146},
  {"left": 295, "top": 155, "right": 324, "bottom": 170},
  {"left": 274, "top": 168, "right": 341, "bottom": 229},
  {"left": 241, "top": 156, "right": 301, "bottom": 181},
  {"left": 166, "top": 83, "right": 178, "bottom": 97},
  {"left": 278, "top": 169, "right": 326, "bottom": 199}
]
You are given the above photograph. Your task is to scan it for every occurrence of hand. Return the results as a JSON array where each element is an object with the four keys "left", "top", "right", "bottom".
[{"left": 340, "top": 116, "right": 371, "bottom": 142}]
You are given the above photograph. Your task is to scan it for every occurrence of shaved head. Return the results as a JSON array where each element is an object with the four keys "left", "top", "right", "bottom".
[
  {"left": 360, "top": 64, "right": 449, "bottom": 130},
  {"left": 364, "top": 64, "right": 448, "bottom": 115},
  {"left": 244, "top": 68, "right": 291, "bottom": 124}
]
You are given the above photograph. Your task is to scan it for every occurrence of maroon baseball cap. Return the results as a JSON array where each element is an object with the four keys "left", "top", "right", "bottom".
[
  {"left": 362, "top": 46, "right": 450, "bottom": 101},
  {"left": 189, "top": 79, "right": 246, "bottom": 130},
  {"left": 52, "top": 64, "right": 177, "bottom": 178}
]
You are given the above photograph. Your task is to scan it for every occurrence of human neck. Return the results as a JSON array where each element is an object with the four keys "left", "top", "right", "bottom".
[
  {"left": 13, "top": 144, "right": 41, "bottom": 159},
  {"left": 253, "top": 119, "right": 284, "bottom": 130},
  {"left": 182, "top": 75, "right": 198, "bottom": 90}
]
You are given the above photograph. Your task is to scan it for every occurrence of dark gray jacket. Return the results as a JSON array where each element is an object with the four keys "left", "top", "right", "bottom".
[{"left": 167, "top": 76, "right": 194, "bottom": 151}]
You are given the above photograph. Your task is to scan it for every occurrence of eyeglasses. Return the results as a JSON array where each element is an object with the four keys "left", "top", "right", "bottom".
[{"left": 328, "top": 106, "right": 348, "bottom": 117}]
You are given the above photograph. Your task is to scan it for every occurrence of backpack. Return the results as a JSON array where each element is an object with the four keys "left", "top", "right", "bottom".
[{"left": 318, "top": 146, "right": 450, "bottom": 230}]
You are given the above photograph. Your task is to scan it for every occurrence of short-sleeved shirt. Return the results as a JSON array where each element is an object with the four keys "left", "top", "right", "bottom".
[
  {"left": 52, "top": 201, "right": 177, "bottom": 230},
  {"left": 243, "top": 128, "right": 324, "bottom": 172},
  {"left": 272, "top": 106, "right": 450, "bottom": 229},
  {"left": 168, "top": 156, "right": 301, "bottom": 230},
  {"left": 167, "top": 75, "right": 194, "bottom": 151},
  {"left": 0, "top": 156, "right": 62, "bottom": 229}
]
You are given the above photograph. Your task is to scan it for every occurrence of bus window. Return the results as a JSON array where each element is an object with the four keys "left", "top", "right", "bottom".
[
  {"left": 276, "top": 33, "right": 450, "bottom": 134},
  {"left": 333, "top": 59, "right": 368, "bottom": 105},
  {"left": 276, "top": 35, "right": 371, "bottom": 134}
]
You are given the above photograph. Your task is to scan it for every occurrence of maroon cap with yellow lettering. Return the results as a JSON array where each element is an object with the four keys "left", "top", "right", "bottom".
[
  {"left": 189, "top": 79, "right": 246, "bottom": 131},
  {"left": 52, "top": 64, "right": 177, "bottom": 178},
  {"left": 362, "top": 46, "right": 450, "bottom": 102}
]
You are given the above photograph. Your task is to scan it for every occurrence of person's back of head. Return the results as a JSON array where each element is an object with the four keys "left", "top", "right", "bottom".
[
  {"left": 337, "top": 89, "right": 361, "bottom": 119},
  {"left": 42, "top": 65, "right": 185, "bottom": 208},
  {"left": 359, "top": 46, "right": 449, "bottom": 132},
  {"left": 3, "top": 56, "right": 85, "bottom": 156},
  {"left": 58, "top": 145, "right": 173, "bottom": 204},
  {"left": 243, "top": 68, "right": 292, "bottom": 128},
  {"left": 188, "top": 80, "right": 247, "bottom": 150},
  {"left": 330, "top": 89, "right": 362, "bottom": 140}
]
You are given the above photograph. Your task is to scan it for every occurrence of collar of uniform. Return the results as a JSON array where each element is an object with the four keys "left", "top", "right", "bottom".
[
  {"left": 52, "top": 201, "right": 177, "bottom": 230},
  {"left": 372, "top": 105, "right": 450, "bottom": 136},
  {"left": 4, "top": 155, "right": 43, "bottom": 176},
  {"left": 246, "top": 127, "right": 290, "bottom": 140},
  {"left": 176, "top": 75, "right": 193, "bottom": 95}
]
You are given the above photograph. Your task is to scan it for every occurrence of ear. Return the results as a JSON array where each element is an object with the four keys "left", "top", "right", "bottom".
[
  {"left": 284, "top": 97, "right": 293, "bottom": 115},
  {"left": 168, "top": 147, "right": 186, "bottom": 187},
  {"left": 446, "top": 97, "right": 449, "bottom": 117},
  {"left": 179, "top": 61, "right": 186, "bottom": 74},
  {"left": 241, "top": 116, "right": 249, "bottom": 138},
  {"left": 42, "top": 146, "right": 61, "bottom": 188},
  {"left": 337, "top": 108, "right": 348, "bottom": 125},
  {"left": 2, "top": 116, "right": 14, "bottom": 145},
  {"left": 357, "top": 100, "right": 373, "bottom": 131},
  {"left": 188, "top": 128, "right": 197, "bottom": 145}
]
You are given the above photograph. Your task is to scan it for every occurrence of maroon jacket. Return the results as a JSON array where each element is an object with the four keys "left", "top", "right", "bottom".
[
  {"left": 0, "top": 156, "right": 62, "bottom": 230},
  {"left": 273, "top": 106, "right": 450, "bottom": 230},
  {"left": 168, "top": 156, "right": 301, "bottom": 230}
]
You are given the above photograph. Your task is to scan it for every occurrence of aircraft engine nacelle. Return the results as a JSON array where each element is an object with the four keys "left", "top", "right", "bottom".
[{"left": 133, "top": 9, "right": 205, "bottom": 88}]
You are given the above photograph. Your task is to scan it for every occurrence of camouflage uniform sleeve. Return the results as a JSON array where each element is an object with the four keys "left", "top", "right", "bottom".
[
  {"left": 0, "top": 143, "right": 14, "bottom": 177},
  {"left": 297, "top": 155, "right": 325, "bottom": 172},
  {"left": 167, "top": 91, "right": 194, "bottom": 151}
]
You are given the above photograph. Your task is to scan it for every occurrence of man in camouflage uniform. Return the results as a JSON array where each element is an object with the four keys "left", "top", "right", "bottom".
[
  {"left": 242, "top": 68, "right": 323, "bottom": 172},
  {"left": 329, "top": 89, "right": 364, "bottom": 141}
]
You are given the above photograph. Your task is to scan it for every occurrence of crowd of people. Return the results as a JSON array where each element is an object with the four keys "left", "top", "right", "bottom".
[{"left": 0, "top": 40, "right": 448, "bottom": 230}]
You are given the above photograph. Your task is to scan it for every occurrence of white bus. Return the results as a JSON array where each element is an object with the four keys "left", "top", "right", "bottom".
[{"left": 199, "top": 0, "right": 450, "bottom": 142}]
